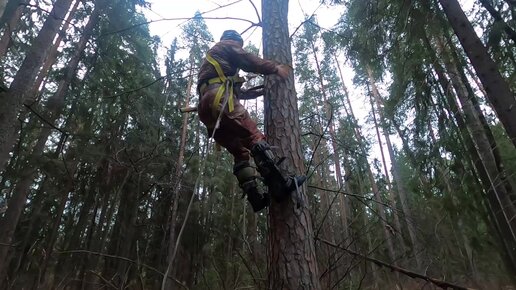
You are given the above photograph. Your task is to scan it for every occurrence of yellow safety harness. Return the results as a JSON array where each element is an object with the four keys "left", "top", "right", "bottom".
[{"left": 203, "top": 54, "right": 245, "bottom": 117}]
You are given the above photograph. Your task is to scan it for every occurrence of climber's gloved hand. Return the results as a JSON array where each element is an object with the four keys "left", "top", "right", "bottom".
[
  {"left": 275, "top": 64, "right": 291, "bottom": 79},
  {"left": 239, "top": 88, "right": 264, "bottom": 100}
]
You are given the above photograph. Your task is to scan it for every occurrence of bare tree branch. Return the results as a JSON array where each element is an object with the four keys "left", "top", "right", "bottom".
[
  {"left": 308, "top": 185, "right": 395, "bottom": 210},
  {"left": 56, "top": 249, "right": 189, "bottom": 289},
  {"left": 23, "top": 104, "right": 68, "bottom": 136},
  {"left": 87, "top": 271, "right": 118, "bottom": 290},
  {"left": 317, "top": 238, "right": 476, "bottom": 290},
  {"left": 102, "top": 17, "right": 258, "bottom": 37},
  {"left": 247, "top": 0, "right": 261, "bottom": 23}
]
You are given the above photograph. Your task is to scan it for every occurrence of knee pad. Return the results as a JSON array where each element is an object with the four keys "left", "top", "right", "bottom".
[
  {"left": 233, "top": 161, "right": 270, "bottom": 212},
  {"left": 233, "top": 161, "right": 257, "bottom": 184}
]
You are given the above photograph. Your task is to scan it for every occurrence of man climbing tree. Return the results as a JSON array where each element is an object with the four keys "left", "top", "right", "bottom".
[{"left": 197, "top": 30, "right": 306, "bottom": 212}]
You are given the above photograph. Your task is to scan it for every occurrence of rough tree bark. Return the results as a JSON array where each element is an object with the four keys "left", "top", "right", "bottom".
[
  {"left": 438, "top": 0, "right": 516, "bottom": 148},
  {"left": 262, "top": 0, "right": 321, "bottom": 288}
]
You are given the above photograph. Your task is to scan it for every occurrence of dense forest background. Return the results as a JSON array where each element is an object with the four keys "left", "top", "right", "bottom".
[{"left": 0, "top": 0, "right": 515, "bottom": 289}]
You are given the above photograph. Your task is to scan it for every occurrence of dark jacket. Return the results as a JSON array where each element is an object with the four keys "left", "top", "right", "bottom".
[{"left": 197, "top": 40, "right": 278, "bottom": 85}]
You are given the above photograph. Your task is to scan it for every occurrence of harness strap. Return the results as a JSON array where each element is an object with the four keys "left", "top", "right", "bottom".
[
  {"left": 206, "top": 54, "right": 227, "bottom": 82},
  {"left": 205, "top": 54, "right": 242, "bottom": 117}
]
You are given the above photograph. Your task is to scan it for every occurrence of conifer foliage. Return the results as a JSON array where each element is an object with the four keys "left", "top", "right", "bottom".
[{"left": 0, "top": 0, "right": 515, "bottom": 289}]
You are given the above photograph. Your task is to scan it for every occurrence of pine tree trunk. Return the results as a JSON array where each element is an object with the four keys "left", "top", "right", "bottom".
[
  {"left": 333, "top": 56, "right": 355, "bottom": 241},
  {"left": 0, "top": 0, "right": 25, "bottom": 59},
  {"left": 0, "top": 169, "right": 39, "bottom": 283},
  {"left": 383, "top": 116, "right": 421, "bottom": 267},
  {"left": 307, "top": 41, "right": 336, "bottom": 287},
  {"left": 38, "top": 161, "right": 77, "bottom": 288},
  {"left": 29, "top": 0, "right": 81, "bottom": 98},
  {"left": 435, "top": 37, "right": 516, "bottom": 273},
  {"left": 0, "top": 5, "right": 97, "bottom": 282},
  {"left": 262, "top": 0, "right": 321, "bottom": 288},
  {"left": 312, "top": 129, "right": 334, "bottom": 288},
  {"left": 335, "top": 66, "right": 399, "bottom": 285},
  {"left": 310, "top": 48, "right": 334, "bottom": 219},
  {"left": 367, "top": 67, "right": 422, "bottom": 270},
  {"left": 337, "top": 75, "right": 397, "bottom": 267},
  {"left": 163, "top": 56, "right": 194, "bottom": 289},
  {"left": 431, "top": 49, "right": 515, "bottom": 274},
  {"left": 310, "top": 40, "right": 347, "bottom": 244},
  {"left": 426, "top": 116, "right": 481, "bottom": 282},
  {"left": 0, "top": 0, "right": 7, "bottom": 19},
  {"left": 356, "top": 176, "right": 380, "bottom": 288},
  {"left": 477, "top": 0, "right": 516, "bottom": 44},
  {"left": 0, "top": 0, "right": 74, "bottom": 172},
  {"left": 438, "top": 0, "right": 516, "bottom": 148},
  {"left": 9, "top": 176, "right": 50, "bottom": 281},
  {"left": 367, "top": 79, "right": 407, "bottom": 262}
]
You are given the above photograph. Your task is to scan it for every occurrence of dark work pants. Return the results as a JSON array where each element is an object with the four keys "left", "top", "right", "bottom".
[{"left": 197, "top": 84, "right": 265, "bottom": 163}]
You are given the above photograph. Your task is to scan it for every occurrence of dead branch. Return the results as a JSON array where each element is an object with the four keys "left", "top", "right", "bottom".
[
  {"left": 23, "top": 104, "right": 68, "bottom": 136},
  {"left": 247, "top": 0, "right": 261, "bottom": 23},
  {"left": 204, "top": 0, "right": 242, "bottom": 13},
  {"left": 308, "top": 185, "right": 396, "bottom": 211},
  {"left": 56, "top": 249, "right": 188, "bottom": 289},
  {"left": 317, "top": 238, "right": 476, "bottom": 290},
  {"left": 87, "top": 270, "right": 118, "bottom": 290},
  {"left": 102, "top": 17, "right": 258, "bottom": 37},
  {"left": 0, "top": 242, "right": 17, "bottom": 247}
]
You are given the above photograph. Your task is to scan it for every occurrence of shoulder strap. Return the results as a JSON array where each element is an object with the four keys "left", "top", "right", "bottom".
[{"left": 206, "top": 54, "right": 227, "bottom": 81}]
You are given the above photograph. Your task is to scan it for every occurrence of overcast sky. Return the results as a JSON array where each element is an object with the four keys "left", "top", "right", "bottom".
[
  {"left": 141, "top": 0, "right": 474, "bottom": 50},
  {"left": 142, "top": 0, "right": 342, "bottom": 51},
  {"left": 140, "top": 0, "right": 476, "bottom": 169}
]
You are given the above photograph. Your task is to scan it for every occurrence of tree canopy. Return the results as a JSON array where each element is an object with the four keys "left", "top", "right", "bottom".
[{"left": 0, "top": 0, "right": 515, "bottom": 289}]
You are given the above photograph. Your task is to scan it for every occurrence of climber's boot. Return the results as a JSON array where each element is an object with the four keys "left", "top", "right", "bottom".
[
  {"left": 250, "top": 141, "right": 306, "bottom": 202},
  {"left": 234, "top": 161, "right": 270, "bottom": 212}
]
